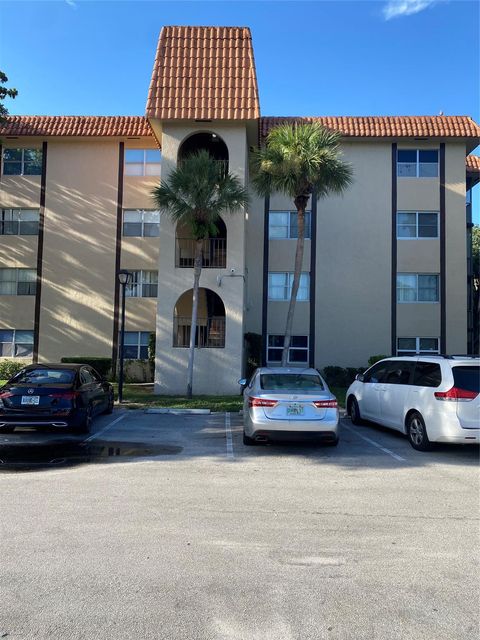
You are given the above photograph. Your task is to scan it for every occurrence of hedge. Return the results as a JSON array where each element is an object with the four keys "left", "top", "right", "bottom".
[
  {"left": 0, "top": 359, "right": 27, "bottom": 381},
  {"left": 60, "top": 357, "right": 112, "bottom": 378}
]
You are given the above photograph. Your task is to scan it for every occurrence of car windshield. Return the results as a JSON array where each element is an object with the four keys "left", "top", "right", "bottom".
[
  {"left": 260, "top": 373, "right": 324, "bottom": 391},
  {"left": 452, "top": 366, "right": 480, "bottom": 393},
  {"left": 11, "top": 368, "right": 75, "bottom": 385}
]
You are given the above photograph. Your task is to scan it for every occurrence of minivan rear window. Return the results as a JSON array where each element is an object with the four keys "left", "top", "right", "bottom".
[
  {"left": 452, "top": 366, "right": 480, "bottom": 393},
  {"left": 11, "top": 368, "right": 75, "bottom": 385}
]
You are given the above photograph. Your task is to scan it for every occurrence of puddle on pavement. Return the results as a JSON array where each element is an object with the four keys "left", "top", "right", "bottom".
[{"left": 0, "top": 440, "right": 183, "bottom": 472}]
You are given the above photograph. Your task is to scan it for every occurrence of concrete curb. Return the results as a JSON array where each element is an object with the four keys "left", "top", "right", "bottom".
[{"left": 145, "top": 408, "right": 211, "bottom": 415}]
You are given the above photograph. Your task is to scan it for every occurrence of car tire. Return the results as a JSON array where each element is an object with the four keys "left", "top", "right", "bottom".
[
  {"left": 349, "top": 397, "right": 363, "bottom": 425},
  {"left": 104, "top": 392, "right": 114, "bottom": 415},
  {"left": 243, "top": 431, "right": 256, "bottom": 446},
  {"left": 407, "top": 412, "right": 433, "bottom": 451},
  {"left": 74, "top": 404, "right": 92, "bottom": 435}
]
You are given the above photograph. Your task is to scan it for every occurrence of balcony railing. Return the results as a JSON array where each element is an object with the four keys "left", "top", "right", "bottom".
[
  {"left": 175, "top": 238, "right": 226, "bottom": 268},
  {"left": 173, "top": 316, "right": 225, "bottom": 348}
]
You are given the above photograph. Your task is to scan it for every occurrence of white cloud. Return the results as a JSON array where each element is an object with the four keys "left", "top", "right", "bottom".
[
  {"left": 65, "top": 0, "right": 77, "bottom": 7},
  {"left": 383, "top": 0, "right": 439, "bottom": 20}
]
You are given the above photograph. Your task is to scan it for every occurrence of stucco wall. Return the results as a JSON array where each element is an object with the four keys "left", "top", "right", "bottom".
[{"left": 153, "top": 121, "right": 247, "bottom": 394}]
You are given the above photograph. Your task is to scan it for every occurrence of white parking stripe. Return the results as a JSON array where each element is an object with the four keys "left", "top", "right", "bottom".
[
  {"left": 80, "top": 412, "right": 127, "bottom": 445},
  {"left": 225, "top": 412, "right": 234, "bottom": 459},
  {"left": 342, "top": 422, "right": 407, "bottom": 462}
]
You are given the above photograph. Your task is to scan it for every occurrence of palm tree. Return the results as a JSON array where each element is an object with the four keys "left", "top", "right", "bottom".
[
  {"left": 252, "top": 122, "right": 353, "bottom": 366},
  {"left": 152, "top": 150, "right": 249, "bottom": 398}
]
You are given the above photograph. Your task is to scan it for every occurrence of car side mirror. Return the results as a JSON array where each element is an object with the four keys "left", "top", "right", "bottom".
[
  {"left": 355, "top": 374, "right": 364, "bottom": 382},
  {"left": 238, "top": 378, "right": 247, "bottom": 386}
]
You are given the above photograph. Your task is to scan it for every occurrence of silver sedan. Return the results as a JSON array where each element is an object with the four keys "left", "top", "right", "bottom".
[{"left": 239, "top": 367, "right": 339, "bottom": 446}]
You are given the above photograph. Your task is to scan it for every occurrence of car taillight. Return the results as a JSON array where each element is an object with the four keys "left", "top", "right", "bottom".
[
  {"left": 434, "top": 387, "right": 478, "bottom": 402},
  {"left": 0, "top": 391, "right": 13, "bottom": 399},
  {"left": 248, "top": 397, "right": 278, "bottom": 408},
  {"left": 48, "top": 391, "right": 80, "bottom": 400},
  {"left": 313, "top": 400, "right": 338, "bottom": 408}
]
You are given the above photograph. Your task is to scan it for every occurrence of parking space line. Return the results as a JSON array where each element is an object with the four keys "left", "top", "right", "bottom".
[
  {"left": 81, "top": 412, "right": 127, "bottom": 445},
  {"left": 225, "top": 412, "right": 234, "bottom": 460},
  {"left": 342, "top": 422, "right": 407, "bottom": 462}
]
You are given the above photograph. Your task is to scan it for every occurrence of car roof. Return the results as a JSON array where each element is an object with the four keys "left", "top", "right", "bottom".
[
  {"left": 255, "top": 367, "right": 320, "bottom": 375},
  {"left": 373, "top": 356, "right": 479, "bottom": 365}
]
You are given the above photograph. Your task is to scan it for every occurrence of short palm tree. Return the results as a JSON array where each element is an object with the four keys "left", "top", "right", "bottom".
[
  {"left": 152, "top": 150, "right": 249, "bottom": 398},
  {"left": 251, "top": 122, "right": 353, "bottom": 366}
]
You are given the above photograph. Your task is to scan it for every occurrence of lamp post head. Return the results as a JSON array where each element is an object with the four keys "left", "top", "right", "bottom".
[{"left": 118, "top": 269, "right": 132, "bottom": 286}]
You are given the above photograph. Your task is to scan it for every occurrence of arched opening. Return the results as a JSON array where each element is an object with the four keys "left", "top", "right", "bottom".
[
  {"left": 177, "top": 132, "right": 229, "bottom": 173},
  {"left": 173, "top": 288, "right": 226, "bottom": 348},
  {"left": 175, "top": 216, "right": 227, "bottom": 269}
]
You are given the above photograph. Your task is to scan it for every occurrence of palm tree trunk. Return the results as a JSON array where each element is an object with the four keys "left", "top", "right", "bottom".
[
  {"left": 281, "top": 199, "right": 307, "bottom": 366},
  {"left": 186, "top": 239, "right": 203, "bottom": 398}
]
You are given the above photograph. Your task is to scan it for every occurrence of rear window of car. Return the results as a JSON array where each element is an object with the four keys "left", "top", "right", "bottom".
[
  {"left": 452, "top": 366, "right": 480, "bottom": 393},
  {"left": 412, "top": 362, "right": 441, "bottom": 387},
  {"left": 260, "top": 374, "right": 324, "bottom": 390},
  {"left": 11, "top": 368, "right": 75, "bottom": 385}
]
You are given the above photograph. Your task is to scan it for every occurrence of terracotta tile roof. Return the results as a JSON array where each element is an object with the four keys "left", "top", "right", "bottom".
[
  {"left": 146, "top": 26, "right": 260, "bottom": 120},
  {"left": 260, "top": 116, "right": 480, "bottom": 140},
  {"left": 0, "top": 115, "right": 152, "bottom": 137},
  {"left": 466, "top": 154, "right": 480, "bottom": 173}
]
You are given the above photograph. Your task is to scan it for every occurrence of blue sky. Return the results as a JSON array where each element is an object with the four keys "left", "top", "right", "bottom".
[{"left": 0, "top": 0, "right": 479, "bottom": 217}]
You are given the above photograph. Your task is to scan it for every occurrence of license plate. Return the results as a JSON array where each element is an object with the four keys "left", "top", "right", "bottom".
[
  {"left": 287, "top": 403, "right": 304, "bottom": 416},
  {"left": 21, "top": 396, "right": 40, "bottom": 405}
]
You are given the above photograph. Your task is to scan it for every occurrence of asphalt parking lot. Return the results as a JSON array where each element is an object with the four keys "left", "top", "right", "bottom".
[{"left": 1, "top": 410, "right": 478, "bottom": 640}]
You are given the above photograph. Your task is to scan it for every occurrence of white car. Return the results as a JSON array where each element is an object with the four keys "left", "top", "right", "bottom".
[
  {"left": 346, "top": 356, "right": 479, "bottom": 450},
  {"left": 239, "top": 367, "right": 339, "bottom": 446}
]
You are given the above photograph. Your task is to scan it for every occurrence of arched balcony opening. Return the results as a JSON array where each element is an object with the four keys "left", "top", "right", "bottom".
[
  {"left": 177, "top": 132, "right": 229, "bottom": 176},
  {"left": 175, "top": 216, "right": 227, "bottom": 269},
  {"left": 173, "top": 288, "right": 226, "bottom": 348}
]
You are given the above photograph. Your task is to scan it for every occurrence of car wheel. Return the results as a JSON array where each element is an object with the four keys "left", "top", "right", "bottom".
[
  {"left": 407, "top": 412, "right": 432, "bottom": 451},
  {"left": 104, "top": 392, "right": 114, "bottom": 415},
  {"left": 243, "top": 431, "right": 256, "bottom": 446},
  {"left": 74, "top": 404, "right": 92, "bottom": 435},
  {"left": 349, "top": 397, "right": 363, "bottom": 425},
  {"left": 0, "top": 426, "right": 15, "bottom": 434}
]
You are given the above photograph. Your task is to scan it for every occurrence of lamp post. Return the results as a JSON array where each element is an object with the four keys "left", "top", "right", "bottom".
[{"left": 117, "top": 269, "right": 132, "bottom": 404}]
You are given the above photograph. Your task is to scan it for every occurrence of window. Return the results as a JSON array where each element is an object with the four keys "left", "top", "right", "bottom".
[
  {"left": 397, "top": 337, "right": 440, "bottom": 356},
  {"left": 269, "top": 211, "right": 311, "bottom": 239},
  {"left": 0, "top": 209, "right": 39, "bottom": 236},
  {"left": 124, "top": 149, "right": 161, "bottom": 176},
  {"left": 267, "top": 335, "right": 309, "bottom": 364},
  {"left": 2, "top": 148, "right": 42, "bottom": 176},
  {"left": 397, "top": 274, "right": 439, "bottom": 302},
  {"left": 0, "top": 329, "right": 34, "bottom": 357},
  {"left": 382, "top": 361, "right": 414, "bottom": 385},
  {"left": 397, "top": 212, "right": 438, "bottom": 239},
  {"left": 397, "top": 149, "right": 438, "bottom": 178},
  {"left": 363, "top": 361, "right": 391, "bottom": 384},
  {"left": 0, "top": 268, "right": 37, "bottom": 295},
  {"left": 80, "top": 368, "right": 95, "bottom": 385},
  {"left": 124, "top": 331, "right": 151, "bottom": 359},
  {"left": 123, "top": 210, "right": 160, "bottom": 237},
  {"left": 268, "top": 272, "right": 310, "bottom": 301},
  {"left": 125, "top": 271, "right": 158, "bottom": 298},
  {"left": 412, "top": 362, "right": 442, "bottom": 387}
]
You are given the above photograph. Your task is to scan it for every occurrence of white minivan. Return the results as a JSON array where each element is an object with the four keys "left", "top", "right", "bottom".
[{"left": 346, "top": 356, "right": 479, "bottom": 450}]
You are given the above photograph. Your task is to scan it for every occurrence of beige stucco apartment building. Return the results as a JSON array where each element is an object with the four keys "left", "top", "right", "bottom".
[{"left": 1, "top": 26, "right": 479, "bottom": 394}]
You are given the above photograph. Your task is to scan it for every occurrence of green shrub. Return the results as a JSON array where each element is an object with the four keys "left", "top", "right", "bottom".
[
  {"left": 0, "top": 359, "right": 27, "bottom": 381},
  {"left": 244, "top": 332, "right": 263, "bottom": 378},
  {"left": 345, "top": 367, "right": 365, "bottom": 385},
  {"left": 368, "top": 354, "right": 388, "bottom": 367},
  {"left": 148, "top": 332, "right": 155, "bottom": 375},
  {"left": 322, "top": 366, "right": 348, "bottom": 387},
  {"left": 60, "top": 357, "right": 112, "bottom": 378}
]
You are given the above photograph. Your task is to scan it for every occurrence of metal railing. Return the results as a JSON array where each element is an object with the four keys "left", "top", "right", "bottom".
[
  {"left": 175, "top": 237, "right": 226, "bottom": 268},
  {"left": 173, "top": 316, "right": 225, "bottom": 348}
]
